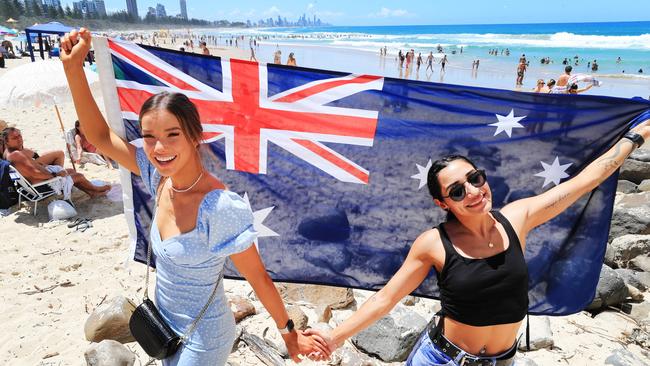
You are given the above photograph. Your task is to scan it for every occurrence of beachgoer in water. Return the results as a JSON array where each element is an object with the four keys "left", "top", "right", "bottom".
[
  {"left": 426, "top": 52, "right": 434, "bottom": 72},
  {"left": 515, "top": 60, "right": 526, "bottom": 86},
  {"left": 440, "top": 55, "right": 448, "bottom": 72},
  {"left": 287, "top": 52, "right": 297, "bottom": 66},
  {"left": 532, "top": 79, "right": 548, "bottom": 93},
  {"left": 568, "top": 82, "right": 593, "bottom": 94},
  {"left": 60, "top": 28, "right": 330, "bottom": 366},
  {"left": 557, "top": 65, "right": 572, "bottom": 87}
]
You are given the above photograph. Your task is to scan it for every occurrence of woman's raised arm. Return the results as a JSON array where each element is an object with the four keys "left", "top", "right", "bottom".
[
  {"left": 507, "top": 119, "right": 650, "bottom": 234},
  {"left": 61, "top": 28, "right": 139, "bottom": 174}
]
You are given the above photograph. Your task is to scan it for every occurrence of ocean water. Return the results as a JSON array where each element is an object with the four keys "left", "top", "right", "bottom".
[{"left": 212, "top": 22, "right": 650, "bottom": 78}]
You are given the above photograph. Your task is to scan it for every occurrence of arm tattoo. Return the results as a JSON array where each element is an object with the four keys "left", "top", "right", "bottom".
[
  {"left": 596, "top": 139, "right": 634, "bottom": 171},
  {"left": 544, "top": 193, "right": 570, "bottom": 210}
]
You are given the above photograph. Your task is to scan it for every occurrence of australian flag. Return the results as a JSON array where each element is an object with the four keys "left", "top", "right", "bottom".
[{"left": 96, "top": 37, "right": 650, "bottom": 316}]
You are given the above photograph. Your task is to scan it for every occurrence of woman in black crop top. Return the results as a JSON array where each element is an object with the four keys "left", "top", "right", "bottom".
[{"left": 305, "top": 120, "right": 650, "bottom": 365}]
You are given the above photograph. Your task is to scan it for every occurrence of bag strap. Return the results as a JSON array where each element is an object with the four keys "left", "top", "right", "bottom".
[{"left": 143, "top": 176, "right": 224, "bottom": 343}]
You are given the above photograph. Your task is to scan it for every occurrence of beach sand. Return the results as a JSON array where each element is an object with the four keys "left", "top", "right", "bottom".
[{"left": 1, "top": 38, "right": 649, "bottom": 365}]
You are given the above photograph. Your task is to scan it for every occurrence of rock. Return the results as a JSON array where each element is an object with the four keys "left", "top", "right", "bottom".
[
  {"left": 315, "top": 304, "right": 332, "bottom": 323},
  {"left": 84, "top": 296, "right": 136, "bottom": 344},
  {"left": 627, "top": 284, "right": 645, "bottom": 301},
  {"left": 629, "top": 300, "right": 650, "bottom": 323},
  {"left": 278, "top": 284, "right": 355, "bottom": 310},
  {"left": 517, "top": 316, "right": 553, "bottom": 351},
  {"left": 619, "top": 159, "right": 650, "bottom": 184},
  {"left": 638, "top": 179, "right": 650, "bottom": 192},
  {"left": 631, "top": 256, "right": 650, "bottom": 272},
  {"left": 605, "top": 235, "right": 650, "bottom": 270},
  {"left": 401, "top": 295, "right": 419, "bottom": 306},
  {"left": 84, "top": 340, "right": 135, "bottom": 366},
  {"left": 229, "top": 295, "right": 256, "bottom": 323},
  {"left": 240, "top": 330, "right": 284, "bottom": 366},
  {"left": 615, "top": 269, "right": 648, "bottom": 291},
  {"left": 587, "top": 265, "right": 629, "bottom": 310},
  {"left": 514, "top": 356, "right": 539, "bottom": 366},
  {"left": 351, "top": 304, "right": 427, "bottom": 362},
  {"left": 287, "top": 305, "right": 308, "bottom": 330},
  {"left": 617, "top": 180, "right": 638, "bottom": 194},
  {"left": 630, "top": 149, "right": 650, "bottom": 163},
  {"left": 610, "top": 193, "right": 650, "bottom": 240},
  {"left": 604, "top": 347, "right": 648, "bottom": 366}
]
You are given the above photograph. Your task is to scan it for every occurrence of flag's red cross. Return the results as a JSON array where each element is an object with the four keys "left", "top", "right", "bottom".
[{"left": 110, "top": 39, "right": 381, "bottom": 184}]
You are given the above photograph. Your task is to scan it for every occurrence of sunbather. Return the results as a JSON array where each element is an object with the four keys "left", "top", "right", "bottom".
[
  {"left": 2, "top": 127, "right": 110, "bottom": 198},
  {"left": 73, "top": 120, "right": 113, "bottom": 168}
]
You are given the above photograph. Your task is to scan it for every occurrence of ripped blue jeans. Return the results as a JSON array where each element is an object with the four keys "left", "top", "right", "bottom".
[{"left": 406, "top": 331, "right": 516, "bottom": 366}]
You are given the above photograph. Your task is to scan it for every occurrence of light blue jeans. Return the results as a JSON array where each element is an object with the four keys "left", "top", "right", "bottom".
[{"left": 406, "top": 331, "right": 516, "bottom": 366}]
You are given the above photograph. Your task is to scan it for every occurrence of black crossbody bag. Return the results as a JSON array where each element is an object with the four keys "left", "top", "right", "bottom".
[{"left": 129, "top": 178, "right": 222, "bottom": 362}]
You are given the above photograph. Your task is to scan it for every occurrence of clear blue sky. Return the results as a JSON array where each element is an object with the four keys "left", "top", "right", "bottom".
[{"left": 84, "top": 0, "right": 650, "bottom": 25}]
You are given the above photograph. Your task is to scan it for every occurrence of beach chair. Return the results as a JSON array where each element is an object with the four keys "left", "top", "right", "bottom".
[{"left": 8, "top": 166, "right": 65, "bottom": 216}]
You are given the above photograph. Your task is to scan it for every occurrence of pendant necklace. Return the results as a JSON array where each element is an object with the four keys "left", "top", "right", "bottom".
[{"left": 169, "top": 171, "right": 204, "bottom": 200}]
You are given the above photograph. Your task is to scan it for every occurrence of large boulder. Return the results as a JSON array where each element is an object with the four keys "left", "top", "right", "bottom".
[
  {"left": 619, "top": 159, "right": 650, "bottom": 184},
  {"left": 604, "top": 347, "right": 648, "bottom": 366},
  {"left": 615, "top": 268, "right": 649, "bottom": 291},
  {"left": 609, "top": 193, "right": 650, "bottom": 240},
  {"left": 350, "top": 304, "right": 427, "bottom": 362},
  {"left": 229, "top": 295, "right": 256, "bottom": 323},
  {"left": 638, "top": 179, "right": 650, "bottom": 192},
  {"left": 605, "top": 235, "right": 650, "bottom": 270},
  {"left": 278, "top": 284, "right": 355, "bottom": 310},
  {"left": 616, "top": 180, "right": 637, "bottom": 194},
  {"left": 84, "top": 340, "right": 135, "bottom": 366},
  {"left": 586, "top": 265, "right": 629, "bottom": 310},
  {"left": 517, "top": 316, "right": 553, "bottom": 351},
  {"left": 84, "top": 296, "right": 136, "bottom": 344},
  {"left": 630, "top": 149, "right": 650, "bottom": 162}
]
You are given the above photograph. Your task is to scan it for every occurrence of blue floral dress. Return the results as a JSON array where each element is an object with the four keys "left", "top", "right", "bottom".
[{"left": 136, "top": 149, "right": 258, "bottom": 366}]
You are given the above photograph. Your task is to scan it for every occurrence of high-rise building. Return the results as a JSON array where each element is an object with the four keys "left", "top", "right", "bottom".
[
  {"left": 155, "top": 3, "right": 166, "bottom": 17},
  {"left": 94, "top": 0, "right": 106, "bottom": 16},
  {"left": 126, "top": 0, "right": 138, "bottom": 18},
  {"left": 179, "top": 0, "right": 187, "bottom": 20},
  {"left": 42, "top": 0, "right": 61, "bottom": 8}
]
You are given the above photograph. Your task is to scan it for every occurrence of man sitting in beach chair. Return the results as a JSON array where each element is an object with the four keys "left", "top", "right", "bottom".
[{"left": 2, "top": 127, "right": 110, "bottom": 199}]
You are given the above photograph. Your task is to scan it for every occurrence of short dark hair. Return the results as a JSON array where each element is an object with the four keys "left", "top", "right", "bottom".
[
  {"left": 139, "top": 92, "right": 203, "bottom": 144},
  {"left": 565, "top": 65, "right": 573, "bottom": 73}
]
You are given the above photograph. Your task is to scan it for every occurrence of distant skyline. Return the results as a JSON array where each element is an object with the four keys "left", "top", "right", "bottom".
[{"left": 60, "top": 0, "right": 650, "bottom": 25}]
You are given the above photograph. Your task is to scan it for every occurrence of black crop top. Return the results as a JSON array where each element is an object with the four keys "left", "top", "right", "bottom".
[{"left": 436, "top": 211, "right": 528, "bottom": 326}]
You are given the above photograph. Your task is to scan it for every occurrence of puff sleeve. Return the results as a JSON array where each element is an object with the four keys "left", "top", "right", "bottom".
[{"left": 205, "top": 191, "right": 258, "bottom": 257}]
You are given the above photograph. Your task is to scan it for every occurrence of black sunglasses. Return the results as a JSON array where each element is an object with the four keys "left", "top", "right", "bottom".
[{"left": 442, "top": 169, "right": 487, "bottom": 202}]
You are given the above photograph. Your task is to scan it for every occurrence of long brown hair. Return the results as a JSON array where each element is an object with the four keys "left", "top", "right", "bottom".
[{"left": 139, "top": 92, "right": 203, "bottom": 144}]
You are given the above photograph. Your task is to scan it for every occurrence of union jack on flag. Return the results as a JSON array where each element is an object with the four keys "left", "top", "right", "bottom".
[
  {"left": 95, "top": 37, "right": 650, "bottom": 317},
  {"left": 108, "top": 38, "right": 384, "bottom": 184}
]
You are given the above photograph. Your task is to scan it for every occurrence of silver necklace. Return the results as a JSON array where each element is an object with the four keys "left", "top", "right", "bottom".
[{"left": 170, "top": 171, "right": 204, "bottom": 197}]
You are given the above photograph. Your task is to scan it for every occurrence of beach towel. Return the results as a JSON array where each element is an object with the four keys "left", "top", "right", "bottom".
[
  {"left": 0, "top": 159, "right": 18, "bottom": 209},
  {"left": 44, "top": 165, "right": 73, "bottom": 200}
]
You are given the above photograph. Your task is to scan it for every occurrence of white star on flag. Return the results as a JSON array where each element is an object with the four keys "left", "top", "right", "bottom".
[
  {"left": 534, "top": 157, "right": 573, "bottom": 188},
  {"left": 489, "top": 109, "right": 526, "bottom": 138},
  {"left": 243, "top": 193, "right": 279, "bottom": 246},
  {"left": 411, "top": 159, "right": 432, "bottom": 190}
]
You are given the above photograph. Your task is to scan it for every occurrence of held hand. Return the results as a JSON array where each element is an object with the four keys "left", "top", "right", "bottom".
[
  {"left": 302, "top": 328, "right": 339, "bottom": 360},
  {"left": 60, "top": 28, "right": 92, "bottom": 68},
  {"left": 282, "top": 330, "right": 332, "bottom": 363}
]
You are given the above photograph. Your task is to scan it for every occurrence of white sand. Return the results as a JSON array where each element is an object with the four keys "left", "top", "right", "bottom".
[{"left": 0, "top": 40, "right": 649, "bottom": 365}]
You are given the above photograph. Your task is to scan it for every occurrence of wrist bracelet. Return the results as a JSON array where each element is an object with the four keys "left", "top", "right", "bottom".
[{"left": 623, "top": 131, "right": 645, "bottom": 149}]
